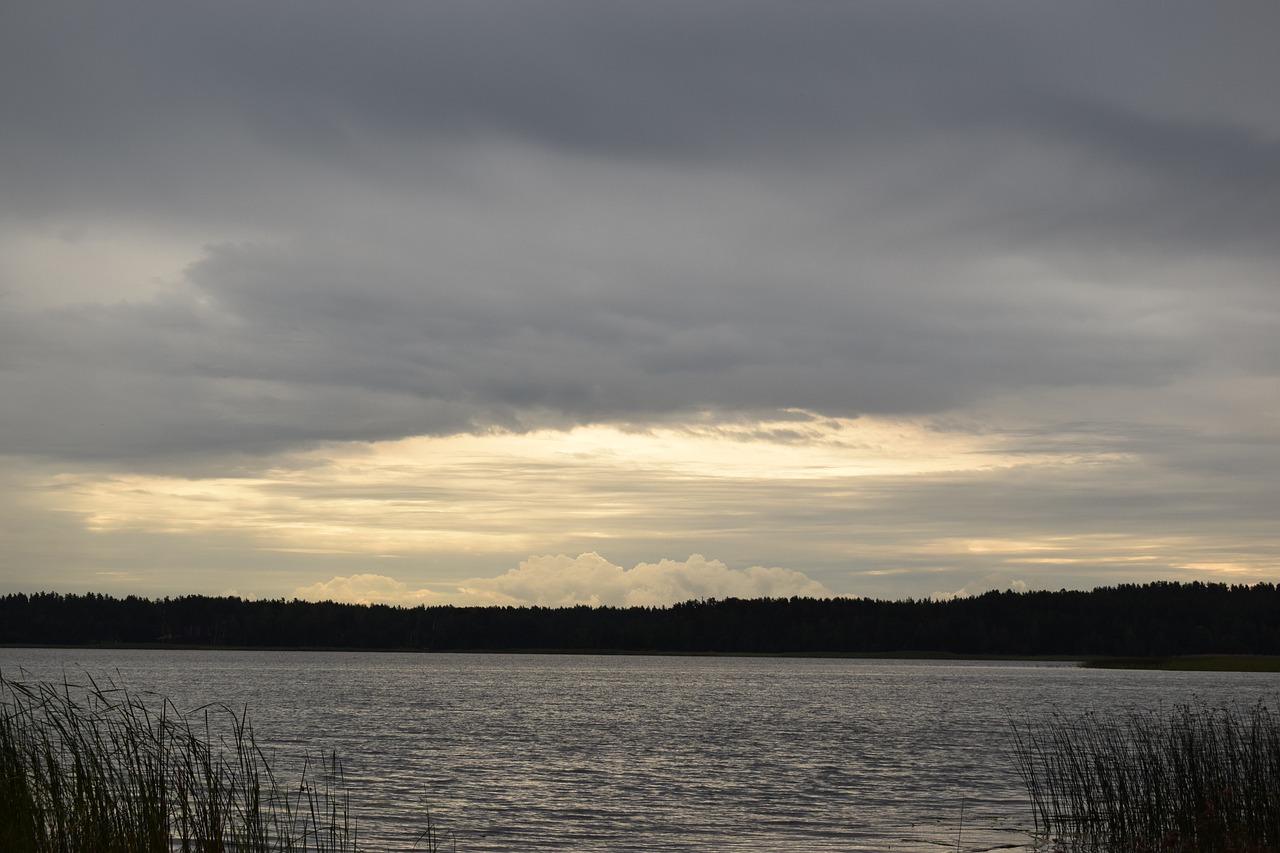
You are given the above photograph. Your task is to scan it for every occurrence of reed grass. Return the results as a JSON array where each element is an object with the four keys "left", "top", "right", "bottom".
[
  {"left": 1012, "top": 701, "right": 1280, "bottom": 852},
  {"left": 0, "top": 671, "right": 360, "bottom": 853}
]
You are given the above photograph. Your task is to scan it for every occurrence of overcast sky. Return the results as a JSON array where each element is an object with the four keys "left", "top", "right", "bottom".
[{"left": 2, "top": 2, "right": 1278, "bottom": 606}]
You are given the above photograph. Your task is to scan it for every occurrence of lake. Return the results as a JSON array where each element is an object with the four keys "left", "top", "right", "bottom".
[{"left": 2, "top": 648, "right": 1275, "bottom": 852}]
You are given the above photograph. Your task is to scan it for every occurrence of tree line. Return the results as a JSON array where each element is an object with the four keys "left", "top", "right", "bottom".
[{"left": 2, "top": 581, "right": 1279, "bottom": 657}]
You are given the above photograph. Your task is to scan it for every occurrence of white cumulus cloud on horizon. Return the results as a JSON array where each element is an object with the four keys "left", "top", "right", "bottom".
[
  {"left": 292, "top": 574, "right": 449, "bottom": 606},
  {"left": 931, "top": 573, "right": 1030, "bottom": 602},
  {"left": 293, "top": 553, "right": 833, "bottom": 607}
]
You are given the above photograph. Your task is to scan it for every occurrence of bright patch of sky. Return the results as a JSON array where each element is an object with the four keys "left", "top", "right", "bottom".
[{"left": 44, "top": 415, "right": 1042, "bottom": 566}]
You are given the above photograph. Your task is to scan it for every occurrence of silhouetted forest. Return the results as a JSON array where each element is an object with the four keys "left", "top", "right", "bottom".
[{"left": 3, "top": 582, "right": 1279, "bottom": 656}]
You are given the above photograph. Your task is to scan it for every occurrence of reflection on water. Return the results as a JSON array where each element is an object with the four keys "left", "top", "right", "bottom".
[{"left": 2, "top": 649, "right": 1274, "bottom": 852}]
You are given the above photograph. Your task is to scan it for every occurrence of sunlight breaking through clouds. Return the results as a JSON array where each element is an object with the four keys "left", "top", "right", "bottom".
[
  {"left": 57, "top": 414, "right": 1067, "bottom": 559},
  {"left": 16, "top": 408, "right": 1272, "bottom": 600}
]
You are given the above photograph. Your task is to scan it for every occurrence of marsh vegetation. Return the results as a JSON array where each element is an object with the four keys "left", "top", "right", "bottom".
[
  {"left": 0, "top": 672, "right": 360, "bottom": 853},
  {"left": 1014, "top": 701, "right": 1280, "bottom": 852}
]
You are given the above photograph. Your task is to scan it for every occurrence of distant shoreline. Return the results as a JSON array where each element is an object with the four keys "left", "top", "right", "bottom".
[
  {"left": 7, "top": 644, "right": 1280, "bottom": 671},
  {"left": 1, "top": 642, "right": 1081, "bottom": 659}
]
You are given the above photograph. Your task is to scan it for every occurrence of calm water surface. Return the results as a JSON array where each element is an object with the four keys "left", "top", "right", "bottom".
[{"left": 3, "top": 649, "right": 1276, "bottom": 852}]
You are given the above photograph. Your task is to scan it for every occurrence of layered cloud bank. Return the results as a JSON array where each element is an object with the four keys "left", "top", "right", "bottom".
[
  {"left": 295, "top": 554, "right": 832, "bottom": 607},
  {"left": 2, "top": 4, "right": 1278, "bottom": 601},
  {"left": 3, "top": 4, "right": 1278, "bottom": 465}
]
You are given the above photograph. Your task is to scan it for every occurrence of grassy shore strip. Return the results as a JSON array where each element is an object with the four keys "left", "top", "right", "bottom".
[
  {"left": 0, "top": 672, "right": 363, "bottom": 853},
  {"left": 1013, "top": 700, "right": 1280, "bottom": 853},
  {"left": 1084, "top": 655, "right": 1280, "bottom": 672}
]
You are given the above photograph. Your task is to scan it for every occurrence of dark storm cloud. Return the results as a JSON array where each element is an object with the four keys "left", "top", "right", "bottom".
[
  {"left": 0, "top": 228, "right": 1213, "bottom": 463},
  {"left": 3, "top": 3, "right": 1004, "bottom": 170},
  {"left": 6, "top": 2, "right": 1276, "bottom": 211},
  {"left": 2, "top": 1, "right": 1279, "bottom": 466}
]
